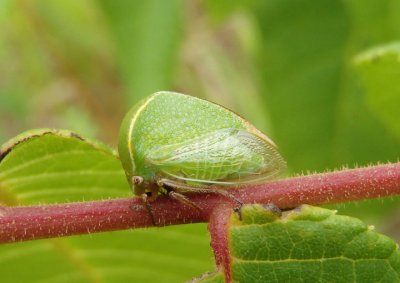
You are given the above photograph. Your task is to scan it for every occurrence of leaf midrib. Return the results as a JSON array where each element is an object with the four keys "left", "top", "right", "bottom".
[
  {"left": 49, "top": 239, "right": 102, "bottom": 283},
  {"left": 0, "top": 150, "right": 118, "bottom": 180}
]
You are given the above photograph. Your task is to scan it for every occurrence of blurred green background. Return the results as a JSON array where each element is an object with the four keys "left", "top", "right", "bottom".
[{"left": 1, "top": 0, "right": 400, "bottom": 282}]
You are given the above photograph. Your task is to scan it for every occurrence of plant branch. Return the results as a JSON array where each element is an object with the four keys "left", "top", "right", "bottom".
[
  {"left": 1, "top": 163, "right": 400, "bottom": 244},
  {"left": 208, "top": 205, "right": 234, "bottom": 282}
]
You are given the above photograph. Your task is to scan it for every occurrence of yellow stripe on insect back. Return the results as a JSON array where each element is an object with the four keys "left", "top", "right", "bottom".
[
  {"left": 127, "top": 93, "right": 161, "bottom": 169},
  {"left": 241, "top": 119, "right": 278, "bottom": 148}
]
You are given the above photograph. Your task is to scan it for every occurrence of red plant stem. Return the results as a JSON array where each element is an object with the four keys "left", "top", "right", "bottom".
[
  {"left": 208, "top": 205, "right": 234, "bottom": 282},
  {"left": 0, "top": 163, "right": 399, "bottom": 244}
]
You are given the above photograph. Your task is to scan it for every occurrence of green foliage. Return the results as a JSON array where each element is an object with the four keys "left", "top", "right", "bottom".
[
  {"left": 249, "top": 0, "right": 400, "bottom": 172},
  {"left": 198, "top": 205, "right": 400, "bottom": 282},
  {"left": 244, "top": 0, "right": 400, "bottom": 233},
  {"left": 1, "top": 0, "right": 400, "bottom": 282}
]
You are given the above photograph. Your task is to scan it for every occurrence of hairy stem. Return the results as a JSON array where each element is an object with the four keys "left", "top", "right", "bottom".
[{"left": 1, "top": 163, "right": 399, "bottom": 244}]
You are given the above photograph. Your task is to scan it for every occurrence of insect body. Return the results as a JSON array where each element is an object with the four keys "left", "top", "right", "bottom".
[{"left": 118, "top": 91, "right": 286, "bottom": 223}]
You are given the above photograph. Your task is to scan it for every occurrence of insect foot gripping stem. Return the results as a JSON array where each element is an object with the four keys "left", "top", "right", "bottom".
[
  {"left": 141, "top": 192, "right": 156, "bottom": 226},
  {"left": 234, "top": 203, "right": 282, "bottom": 221},
  {"left": 262, "top": 203, "right": 282, "bottom": 216}
]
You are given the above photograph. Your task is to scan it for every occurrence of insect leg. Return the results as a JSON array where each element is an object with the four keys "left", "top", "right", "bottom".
[
  {"left": 168, "top": 190, "right": 202, "bottom": 210},
  {"left": 141, "top": 192, "right": 156, "bottom": 226},
  {"left": 158, "top": 178, "right": 244, "bottom": 205},
  {"left": 162, "top": 184, "right": 202, "bottom": 210},
  {"left": 211, "top": 188, "right": 244, "bottom": 206},
  {"left": 158, "top": 179, "right": 212, "bottom": 194}
]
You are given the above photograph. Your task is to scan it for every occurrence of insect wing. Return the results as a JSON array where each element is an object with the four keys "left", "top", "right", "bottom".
[{"left": 147, "top": 129, "right": 286, "bottom": 184}]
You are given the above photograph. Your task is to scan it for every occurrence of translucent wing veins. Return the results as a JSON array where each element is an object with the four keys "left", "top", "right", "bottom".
[{"left": 147, "top": 128, "right": 286, "bottom": 185}]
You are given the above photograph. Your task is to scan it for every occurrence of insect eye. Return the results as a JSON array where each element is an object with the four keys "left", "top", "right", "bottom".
[{"left": 132, "top": 176, "right": 143, "bottom": 185}]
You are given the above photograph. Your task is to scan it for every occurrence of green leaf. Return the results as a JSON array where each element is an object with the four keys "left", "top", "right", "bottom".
[
  {"left": 0, "top": 128, "right": 128, "bottom": 205},
  {"left": 354, "top": 42, "right": 400, "bottom": 141},
  {"left": 198, "top": 205, "right": 400, "bottom": 282},
  {"left": 0, "top": 130, "right": 214, "bottom": 282},
  {"left": 98, "top": 0, "right": 184, "bottom": 105}
]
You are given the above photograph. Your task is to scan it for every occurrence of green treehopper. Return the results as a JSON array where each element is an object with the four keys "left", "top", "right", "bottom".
[{"left": 118, "top": 92, "right": 286, "bottom": 224}]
